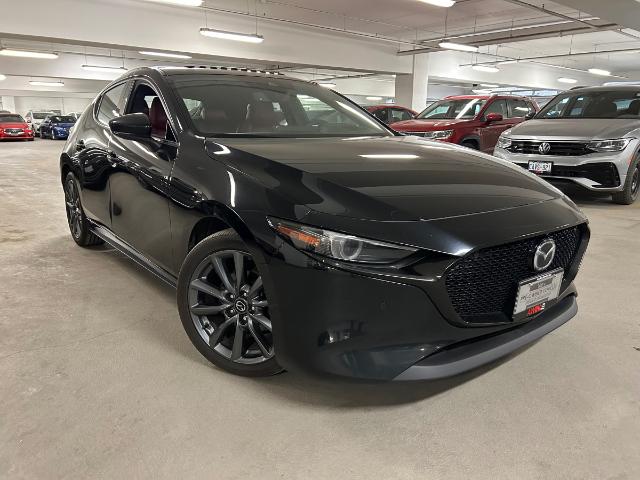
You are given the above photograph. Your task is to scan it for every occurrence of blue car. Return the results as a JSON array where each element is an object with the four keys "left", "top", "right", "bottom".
[{"left": 40, "top": 115, "right": 76, "bottom": 140}]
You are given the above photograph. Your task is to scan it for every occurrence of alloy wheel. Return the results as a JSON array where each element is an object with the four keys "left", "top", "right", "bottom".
[
  {"left": 187, "top": 250, "right": 273, "bottom": 365},
  {"left": 632, "top": 165, "right": 640, "bottom": 199},
  {"left": 64, "top": 178, "right": 83, "bottom": 239}
]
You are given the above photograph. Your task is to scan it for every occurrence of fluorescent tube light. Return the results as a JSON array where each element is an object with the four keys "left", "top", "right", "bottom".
[
  {"left": 82, "top": 65, "right": 127, "bottom": 73},
  {"left": 200, "top": 27, "right": 264, "bottom": 43},
  {"left": 588, "top": 68, "right": 611, "bottom": 76},
  {"left": 145, "top": 0, "right": 203, "bottom": 5},
  {"left": 0, "top": 49, "right": 58, "bottom": 59},
  {"left": 480, "top": 84, "right": 498, "bottom": 88},
  {"left": 366, "top": 96, "right": 383, "bottom": 101},
  {"left": 472, "top": 65, "right": 500, "bottom": 73},
  {"left": 0, "top": 74, "right": 6, "bottom": 81},
  {"left": 318, "top": 83, "right": 336, "bottom": 88},
  {"left": 417, "top": 0, "right": 456, "bottom": 6},
  {"left": 439, "top": 42, "right": 478, "bottom": 52},
  {"left": 139, "top": 51, "right": 192, "bottom": 59},
  {"left": 29, "top": 80, "right": 64, "bottom": 87},
  {"left": 557, "top": 77, "right": 578, "bottom": 84}
]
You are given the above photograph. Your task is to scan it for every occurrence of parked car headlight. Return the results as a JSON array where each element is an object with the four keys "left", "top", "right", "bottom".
[
  {"left": 421, "top": 129, "right": 454, "bottom": 140},
  {"left": 268, "top": 218, "right": 417, "bottom": 264},
  {"left": 496, "top": 130, "right": 512, "bottom": 149},
  {"left": 586, "top": 138, "right": 632, "bottom": 152}
]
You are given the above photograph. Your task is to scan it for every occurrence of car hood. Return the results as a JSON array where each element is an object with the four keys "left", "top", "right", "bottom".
[
  {"left": 207, "top": 135, "right": 561, "bottom": 222},
  {"left": 0, "top": 122, "right": 28, "bottom": 129},
  {"left": 509, "top": 118, "right": 640, "bottom": 140},
  {"left": 391, "top": 118, "right": 468, "bottom": 131}
]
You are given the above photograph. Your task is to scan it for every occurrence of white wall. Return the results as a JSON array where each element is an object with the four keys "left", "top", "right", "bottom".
[{"left": 12, "top": 96, "right": 91, "bottom": 115}]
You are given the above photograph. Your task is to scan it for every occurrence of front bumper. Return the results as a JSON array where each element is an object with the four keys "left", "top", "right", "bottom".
[
  {"left": 258, "top": 224, "right": 585, "bottom": 381},
  {"left": 494, "top": 146, "right": 632, "bottom": 192}
]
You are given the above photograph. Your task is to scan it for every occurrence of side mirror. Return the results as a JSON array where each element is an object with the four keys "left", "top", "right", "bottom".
[
  {"left": 525, "top": 111, "right": 536, "bottom": 120},
  {"left": 109, "top": 113, "right": 151, "bottom": 140},
  {"left": 485, "top": 113, "right": 503, "bottom": 123}
]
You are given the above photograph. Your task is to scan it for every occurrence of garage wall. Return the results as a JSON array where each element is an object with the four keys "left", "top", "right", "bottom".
[{"left": 13, "top": 97, "right": 91, "bottom": 116}]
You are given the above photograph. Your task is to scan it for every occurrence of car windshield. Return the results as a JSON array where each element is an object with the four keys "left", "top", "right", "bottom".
[
  {"left": 50, "top": 116, "right": 76, "bottom": 123},
  {"left": 169, "top": 74, "right": 391, "bottom": 138},
  {"left": 0, "top": 114, "right": 25, "bottom": 123},
  {"left": 538, "top": 90, "right": 640, "bottom": 119},
  {"left": 33, "top": 112, "right": 52, "bottom": 119},
  {"left": 417, "top": 98, "right": 487, "bottom": 120}
]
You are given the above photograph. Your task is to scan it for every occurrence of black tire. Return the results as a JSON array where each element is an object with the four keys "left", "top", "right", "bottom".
[
  {"left": 461, "top": 140, "right": 479, "bottom": 150},
  {"left": 177, "top": 229, "right": 283, "bottom": 377},
  {"left": 612, "top": 157, "right": 640, "bottom": 205},
  {"left": 40, "top": 130, "right": 45, "bottom": 139},
  {"left": 63, "top": 172, "right": 103, "bottom": 247}
]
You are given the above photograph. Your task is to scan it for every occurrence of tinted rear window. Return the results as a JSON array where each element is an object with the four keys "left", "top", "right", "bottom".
[{"left": 0, "top": 114, "right": 25, "bottom": 123}]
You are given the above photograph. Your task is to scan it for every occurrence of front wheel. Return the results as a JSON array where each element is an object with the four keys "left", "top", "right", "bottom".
[
  {"left": 612, "top": 158, "right": 640, "bottom": 205},
  {"left": 177, "top": 230, "right": 283, "bottom": 377}
]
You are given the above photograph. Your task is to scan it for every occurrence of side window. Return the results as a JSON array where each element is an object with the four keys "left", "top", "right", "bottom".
[
  {"left": 508, "top": 99, "right": 533, "bottom": 118},
  {"left": 127, "top": 82, "right": 171, "bottom": 140},
  {"left": 371, "top": 108, "right": 388, "bottom": 122},
  {"left": 390, "top": 108, "right": 413, "bottom": 122},
  {"left": 484, "top": 99, "right": 508, "bottom": 117},
  {"left": 97, "top": 83, "right": 127, "bottom": 124}
]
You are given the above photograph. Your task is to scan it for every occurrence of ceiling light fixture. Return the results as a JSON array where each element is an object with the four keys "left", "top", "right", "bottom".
[
  {"left": 472, "top": 65, "right": 500, "bottom": 73},
  {"left": 588, "top": 68, "right": 611, "bottom": 76},
  {"left": 200, "top": 27, "right": 264, "bottom": 43},
  {"left": 145, "top": 0, "right": 203, "bottom": 6},
  {"left": 139, "top": 50, "right": 192, "bottom": 59},
  {"left": 557, "top": 77, "right": 578, "bottom": 84},
  {"left": 318, "top": 82, "right": 336, "bottom": 88},
  {"left": 81, "top": 64, "right": 127, "bottom": 73},
  {"left": 29, "top": 80, "right": 64, "bottom": 87},
  {"left": 480, "top": 83, "right": 498, "bottom": 88},
  {"left": 0, "top": 49, "right": 58, "bottom": 59},
  {"left": 472, "top": 89, "right": 492, "bottom": 94},
  {"left": 417, "top": 0, "right": 456, "bottom": 7},
  {"left": 439, "top": 42, "right": 479, "bottom": 52},
  {"left": 366, "top": 96, "right": 383, "bottom": 101},
  {"left": 0, "top": 74, "right": 6, "bottom": 81}
]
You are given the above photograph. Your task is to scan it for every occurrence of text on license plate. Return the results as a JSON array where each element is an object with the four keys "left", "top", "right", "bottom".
[
  {"left": 528, "top": 161, "right": 552, "bottom": 173},
  {"left": 513, "top": 268, "right": 563, "bottom": 320}
]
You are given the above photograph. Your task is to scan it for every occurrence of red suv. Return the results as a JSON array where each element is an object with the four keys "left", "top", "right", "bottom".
[{"left": 391, "top": 95, "right": 538, "bottom": 153}]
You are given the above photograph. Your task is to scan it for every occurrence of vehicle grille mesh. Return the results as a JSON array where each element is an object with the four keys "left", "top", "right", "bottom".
[
  {"left": 445, "top": 226, "right": 583, "bottom": 324},
  {"left": 508, "top": 141, "right": 592, "bottom": 156}
]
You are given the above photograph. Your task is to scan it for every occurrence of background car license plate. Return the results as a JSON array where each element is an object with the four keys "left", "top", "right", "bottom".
[
  {"left": 513, "top": 268, "right": 563, "bottom": 321},
  {"left": 528, "top": 160, "right": 553, "bottom": 174}
]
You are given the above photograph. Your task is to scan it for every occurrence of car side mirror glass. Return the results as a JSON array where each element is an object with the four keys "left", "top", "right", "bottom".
[
  {"left": 109, "top": 113, "right": 151, "bottom": 140},
  {"left": 485, "top": 113, "right": 503, "bottom": 122}
]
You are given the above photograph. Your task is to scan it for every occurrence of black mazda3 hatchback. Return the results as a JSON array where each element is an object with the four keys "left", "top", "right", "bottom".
[{"left": 60, "top": 66, "right": 589, "bottom": 380}]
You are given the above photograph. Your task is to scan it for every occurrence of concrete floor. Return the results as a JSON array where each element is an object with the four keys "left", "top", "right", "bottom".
[{"left": 1, "top": 139, "right": 638, "bottom": 479}]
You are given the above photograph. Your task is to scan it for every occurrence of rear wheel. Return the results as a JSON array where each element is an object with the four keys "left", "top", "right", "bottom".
[
  {"left": 177, "top": 230, "right": 283, "bottom": 377},
  {"left": 63, "top": 172, "right": 103, "bottom": 246},
  {"left": 612, "top": 158, "right": 640, "bottom": 205}
]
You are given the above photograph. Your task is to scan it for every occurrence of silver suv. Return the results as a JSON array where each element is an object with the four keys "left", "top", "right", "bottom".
[{"left": 494, "top": 86, "right": 640, "bottom": 204}]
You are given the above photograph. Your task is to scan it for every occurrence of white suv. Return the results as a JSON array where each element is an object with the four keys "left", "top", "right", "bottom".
[{"left": 494, "top": 86, "right": 640, "bottom": 204}]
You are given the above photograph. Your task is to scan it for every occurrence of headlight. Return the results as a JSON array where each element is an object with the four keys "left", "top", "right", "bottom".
[
  {"left": 586, "top": 138, "right": 632, "bottom": 152},
  {"left": 420, "top": 129, "right": 454, "bottom": 140},
  {"left": 268, "top": 218, "right": 417, "bottom": 264},
  {"left": 496, "top": 129, "right": 512, "bottom": 149}
]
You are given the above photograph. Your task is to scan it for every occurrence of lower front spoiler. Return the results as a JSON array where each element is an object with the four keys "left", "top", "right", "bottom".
[{"left": 394, "top": 295, "right": 577, "bottom": 381}]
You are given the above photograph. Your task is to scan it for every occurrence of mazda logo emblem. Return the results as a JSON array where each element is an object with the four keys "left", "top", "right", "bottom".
[
  {"left": 533, "top": 238, "right": 556, "bottom": 271},
  {"left": 538, "top": 142, "right": 551, "bottom": 155},
  {"left": 235, "top": 299, "right": 248, "bottom": 313}
]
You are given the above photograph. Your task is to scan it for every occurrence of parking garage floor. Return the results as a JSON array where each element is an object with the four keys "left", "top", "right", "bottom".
[{"left": 1, "top": 139, "right": 639, "bottom": 479}]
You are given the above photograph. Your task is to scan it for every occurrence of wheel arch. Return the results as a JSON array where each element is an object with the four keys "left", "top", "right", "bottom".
[
  {"left": 59, "top": 153, "right": 74, "bottom": 184},
  {"left": 187, "top": 202, "right": 259, "bottom": 254},
  {"left": 459, "top": 135, "right": 480, "bottom": 148}
]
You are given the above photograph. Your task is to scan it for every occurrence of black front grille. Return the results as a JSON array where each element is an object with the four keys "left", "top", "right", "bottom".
[
  {"left": 5, "top": 128, "right": 24, "bottom": 134},
  {"left": 445, "top": 227, "right": 584, "bottom": 324},
  {"left": 508, "top": 141, "right": 592, "bottom": 156},
  {"left": 515, "top": 162, "right": 621, "bottom": 188}
]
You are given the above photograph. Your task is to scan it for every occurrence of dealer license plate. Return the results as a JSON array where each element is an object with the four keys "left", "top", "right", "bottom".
[
  {"left": 528, "top": 160, "right": 553, "bottom": 174},
  {"left": 513, "top": 268, "right": 563, "bottom": 321}
]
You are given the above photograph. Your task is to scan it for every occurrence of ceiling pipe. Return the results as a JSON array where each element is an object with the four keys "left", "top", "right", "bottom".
[{"left": 501, "top": 0, "right": 600, "bottom": 29}]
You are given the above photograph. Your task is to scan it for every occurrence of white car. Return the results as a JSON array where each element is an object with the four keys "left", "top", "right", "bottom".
[{"left": 24, "top": 110, "right": 57, "bottom": 134}]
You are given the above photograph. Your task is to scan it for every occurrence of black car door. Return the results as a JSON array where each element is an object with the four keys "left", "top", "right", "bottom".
[
  {"left": 107, "top": 80, "right": 176, "bottom": 271},
  {"left": 75, "top": 81, "right": 130, "bottom": 225}
]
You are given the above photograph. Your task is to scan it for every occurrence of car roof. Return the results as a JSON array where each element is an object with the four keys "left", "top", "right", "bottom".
[
  {"left": 562, "top": 85, "right": 640, "bottom": 93},
  {"left": 125, "top": 65, "right": 296, "bottom": 80},
  {"left": 443, "top": 94, "right": 531, "bottom": 100}
]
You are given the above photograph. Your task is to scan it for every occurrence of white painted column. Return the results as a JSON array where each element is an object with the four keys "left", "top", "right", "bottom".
[
  {"left": 1, "top": 96, "right": 16, "bottom": 113},
  {"left": 394, "top": 54, "right": 429, "bottom": 111}
]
